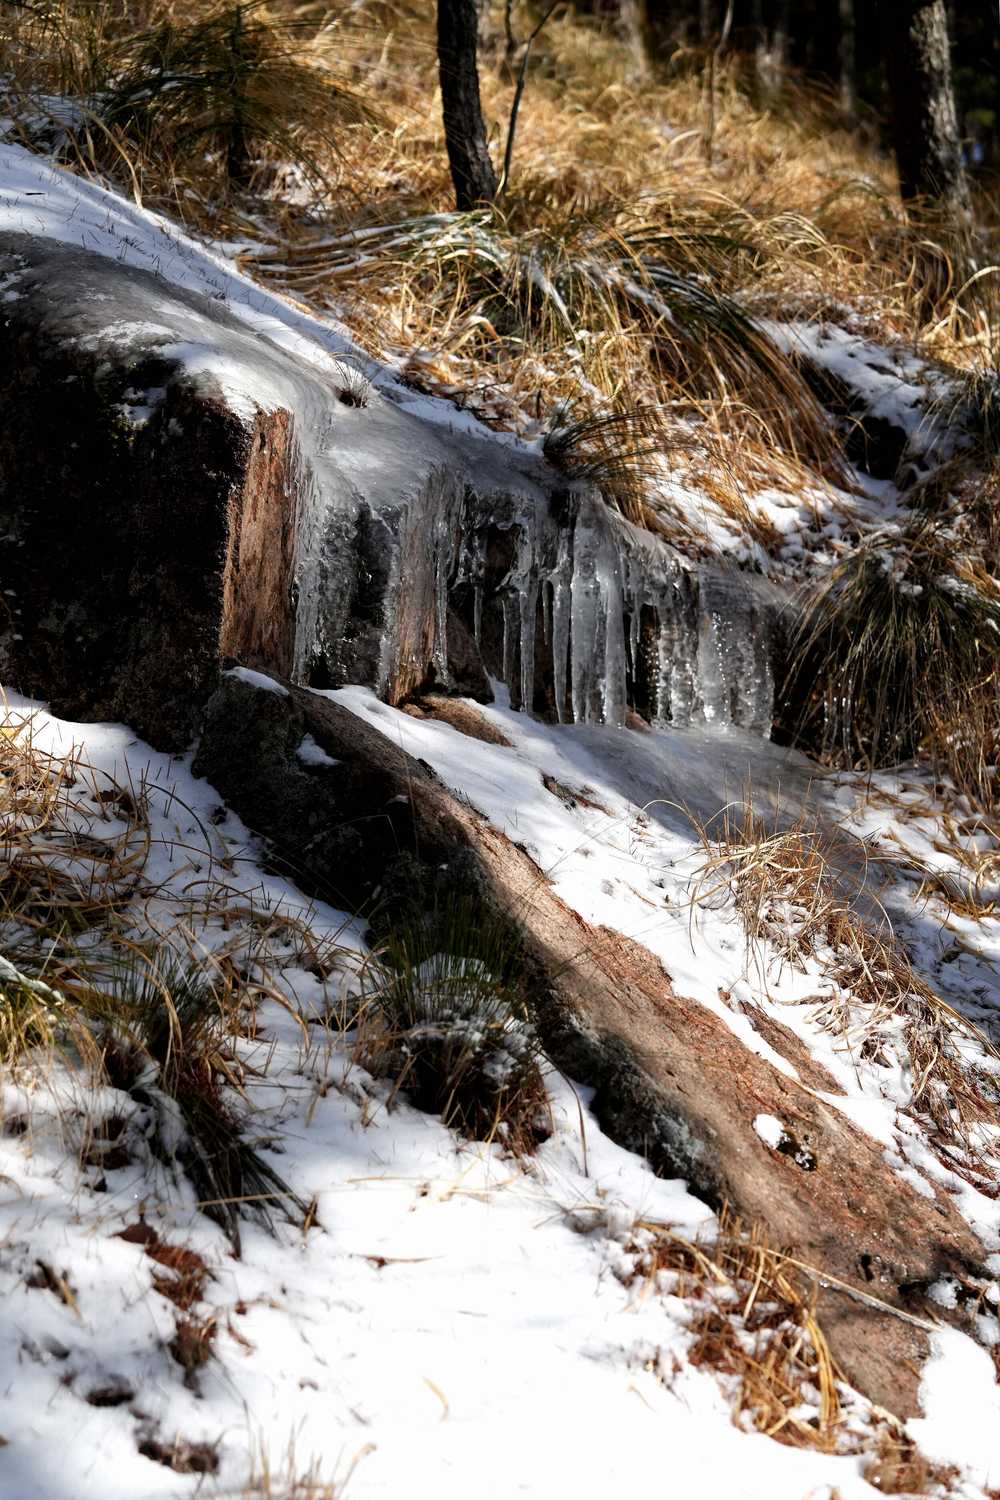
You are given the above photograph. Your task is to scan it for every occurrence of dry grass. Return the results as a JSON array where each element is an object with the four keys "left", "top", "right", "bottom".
[
  {"left": 783, "top": 523, "right": 1000, "bottom": 803},
  {"left": 240, "top": 1435, "right": 373, "bottom": 1498},
  {"left": 617, "top": 1206, "right": 977, "bottom": 1493},
  {"left": 355, "top": 893, "right": 551, "bottom": 1154},
  {"left": 4, "top": 0, "right": 999, "bottom": 564},
  {"left": 632, "top": 1207, "right": 843, "bottom": 1453},
  {"left": 0, "top": 709, "right": 322, "bottom": 1246},
  {"left": 690, "top": 792, "right": 1000, "bottom": 1173}
]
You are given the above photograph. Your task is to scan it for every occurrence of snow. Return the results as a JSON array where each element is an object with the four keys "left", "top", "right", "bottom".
[
  {"left": 0, "top": 140, "right": 535, "bottom": 448},
  {"left": 226, "top": 665, "right": 289, "bottom": 697},
  {"left": 296, "top": 732, "right": 340, "bottom": 767},
  {"left": 909, "top": 1329, "right": 1000, "bottom": 1488},
  {"left": 753, "top": 1113, "right": 785, "bottom": 1149},
  {"left": 1, "top": 687, "right": 998, "bottom": 1497}
]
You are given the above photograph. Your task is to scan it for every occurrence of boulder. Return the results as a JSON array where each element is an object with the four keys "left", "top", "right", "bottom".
[{"left": 0, "top": 235, "right": 553, "bottom": 746}]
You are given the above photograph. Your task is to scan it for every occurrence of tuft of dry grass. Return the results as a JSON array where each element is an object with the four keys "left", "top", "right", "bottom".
[
  {"left": 356, "top": 892, "right": 551, "bottom": 1154},
  {"left": 240, "top": 1434, "right": 373, "bottom": 1498},
  {"left": 617, "top": 1205, "right": 977, "bottom": 1493},
  {"left": 783, "top": 522, "right": 1000, "bottom": 805},
  {"left": 623, "top": 1206, "right": 843, "bottom": 1452},
  {"left": 0, "top": 709, "right": 319, "bottom": 1248}
]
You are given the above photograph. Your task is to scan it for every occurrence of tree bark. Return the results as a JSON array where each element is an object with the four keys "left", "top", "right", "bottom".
[
  {"left": 879, "top": 0, "right": 971, "bottom": 218},
  {"left": 437, "top": 0, "right": 499, "bottom": 210}
]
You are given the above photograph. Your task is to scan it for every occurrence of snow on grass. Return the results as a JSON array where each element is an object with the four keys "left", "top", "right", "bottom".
[{"left": 1, "top": 688, "right": 999, "bottom": 1497}]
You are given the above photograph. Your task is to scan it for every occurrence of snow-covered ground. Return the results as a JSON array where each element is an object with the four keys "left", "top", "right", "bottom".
[{"left": 1, "top": 688, "right": 999, "bottom": 1499}]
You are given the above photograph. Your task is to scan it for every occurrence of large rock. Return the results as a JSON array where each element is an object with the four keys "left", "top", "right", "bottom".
[
  {"left": 0, "top": 233, "right": 787, "bottom": 749},
  {"left": 194, "top": 668, "right": 994, "bottom": 1421},
  {"left": 0, "top": 235, "right": 556, "bottom": 746}
]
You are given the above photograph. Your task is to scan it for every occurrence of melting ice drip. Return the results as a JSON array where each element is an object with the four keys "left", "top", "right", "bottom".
[{"left": 455, "top": 492, "right": 776, "bottom": 736}]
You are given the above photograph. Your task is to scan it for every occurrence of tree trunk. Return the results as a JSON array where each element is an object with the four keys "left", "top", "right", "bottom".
[
  {"left": 752, "top": 0, "right": 789, "bottom": 103},
  {"left": 437, "top": 0, "right": 499, "bottom": 210},
  {"left": 571, "top": 1, "right": 649, "bottom": 68},
  {"left": 839, "top": 0, "right": 856, "bottom": 114},
  {"left": 879, "top": 0, "right": 971, "bottom": 218}
]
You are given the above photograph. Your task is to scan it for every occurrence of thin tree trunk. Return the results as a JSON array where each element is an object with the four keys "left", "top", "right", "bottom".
[
  {"left": 225, "top": 2, "right": 252, "bottom": 189},
  {"left": 437, "top": 0, "right": 499, "bottom": 210},
  {"left": 839, "top": 0, "right": 856, "bottom": 114},
  {"left": 879, "top": 0, "right": 971, "bottom": 219},
  {"left": 702, "top": 0, "right": 733, "bottom": 163},
  {"left": 753, "top": 0, "right": 789, "bottom": 104}
]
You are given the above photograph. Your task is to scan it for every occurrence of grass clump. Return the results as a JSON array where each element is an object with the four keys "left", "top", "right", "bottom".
[
  {"left": 0, "top": 708, "right": 318, "bottom": 1251},
  {"left": 360, "top": 893, "right": 550, "bottom": 1153},
  {"left": 93, "top": 954, "right": 310, "bottom": 1253},
  {"left": 0, "top": 0, "right": 381, "bottom": 202},
  {"left": 627, "top": 1208, "right": 843, "bottom": 1453},
  {"left": 784, "top": 524, "right": 1000, "bottom": 805},
  {"left": 622, "top": 1207, "right": 972, "bottom": 1491}
]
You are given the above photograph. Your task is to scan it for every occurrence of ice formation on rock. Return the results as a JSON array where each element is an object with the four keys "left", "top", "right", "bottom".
[{"left": 453, "top": 489, "right": 777, "bottom": 736}]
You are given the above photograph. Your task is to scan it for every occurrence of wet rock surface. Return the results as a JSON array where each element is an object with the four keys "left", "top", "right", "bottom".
[{"left": 0, "top": 235, "right": 786, "bottom": 748}]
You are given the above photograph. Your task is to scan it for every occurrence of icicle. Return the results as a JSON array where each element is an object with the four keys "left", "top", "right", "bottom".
[
  {"left": 469, "top": 526, "right": 485, "bottom": 647},
  {"left": 597, "top": 536, "right": 627, "bottom": 727},
  {"left": 570, "top": 515, "right": 600, "bottom": 723},
  {"left": 691, "top": 568, "right": 775, "bottom": 735},
  {"left": 549, "top": 528, "right": 573, "bottom": 724},
  {"left": 519, "top": 576, "right": 538, "bottom": 715},
  {"left": 431, "top": 482, "right": 462, "bottom": 689},
  {"left": 566, "top": 496, "right": 627, "bottom": 726},
  {"left": 501, "top": 590, "right": 514, "bottom": 695}
]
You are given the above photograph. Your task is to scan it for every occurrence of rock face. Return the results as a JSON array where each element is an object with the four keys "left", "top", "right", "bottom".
[
  {"left": 0, "top": 235, "right": 538, "bottom": 745},
  {"left": 0, "top": 234, "right": 784, "bottom": 749},
  {"left": 195, "top": 668, "right": 993, "bottom": 1422},
  {"left": 0, "top": 240, "right": 288, "bottom": 747}
]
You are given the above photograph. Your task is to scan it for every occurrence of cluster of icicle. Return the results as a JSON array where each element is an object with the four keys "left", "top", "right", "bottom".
[{"left": 454, "top": 492, "right": 775, "bottom": 736}]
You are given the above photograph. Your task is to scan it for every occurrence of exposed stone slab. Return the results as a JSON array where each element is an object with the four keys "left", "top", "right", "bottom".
[{"left": 194, "top": 668, "right": 993, "bottom": 1420}]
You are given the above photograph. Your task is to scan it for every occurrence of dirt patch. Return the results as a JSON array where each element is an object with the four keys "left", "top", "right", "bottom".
[{"left": 137, "top": 1435, "right": 218, "bottom": 1475}]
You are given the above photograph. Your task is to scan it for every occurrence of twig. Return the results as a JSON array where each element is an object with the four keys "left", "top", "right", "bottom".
[{"left": 499, "top": 1, "right": 559, "bottom": 196}]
